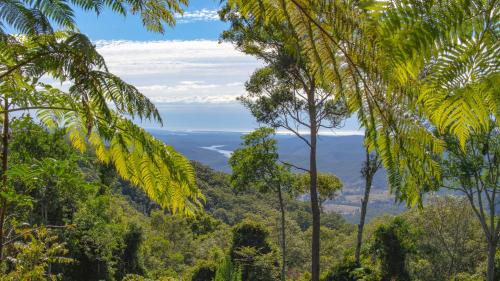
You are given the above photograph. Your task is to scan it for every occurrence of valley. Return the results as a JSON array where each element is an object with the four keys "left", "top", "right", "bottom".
[{"left": 150, "top": 130, "right": 405, "bottom": 222}]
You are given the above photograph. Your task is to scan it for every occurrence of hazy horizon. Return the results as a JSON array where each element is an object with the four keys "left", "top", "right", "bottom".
[{"left": 138, "top": 102, "right": 363, "bottom": 134}]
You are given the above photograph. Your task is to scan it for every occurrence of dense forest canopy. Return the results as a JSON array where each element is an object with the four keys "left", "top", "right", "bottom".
[{"left": 0, "top": 0, "right": 498, "bottom": 280}]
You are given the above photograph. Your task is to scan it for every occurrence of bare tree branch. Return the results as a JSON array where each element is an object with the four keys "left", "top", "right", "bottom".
[{"left": 280, "top": 160, "right": 309, "bottom": 172}]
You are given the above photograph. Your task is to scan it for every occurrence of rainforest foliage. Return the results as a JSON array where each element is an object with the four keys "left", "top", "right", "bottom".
[
  {"left": 0, "top": 0, "right": 498, "bottom": 280},
  {"left": 0, "top": 118, "right": 494, "bottom": 281}
]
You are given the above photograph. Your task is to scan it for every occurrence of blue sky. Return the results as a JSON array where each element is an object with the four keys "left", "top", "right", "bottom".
[
  {"left": 71, "top": 0, "right": 362, "bottom": 134},
  {"left": 74, "top": 0, "right": 226, "bottom": 40}
]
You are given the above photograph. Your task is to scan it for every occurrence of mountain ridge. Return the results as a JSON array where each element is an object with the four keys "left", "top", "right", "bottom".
[{"left": 149, "top": 130, "right": 404, "bottom": 221}]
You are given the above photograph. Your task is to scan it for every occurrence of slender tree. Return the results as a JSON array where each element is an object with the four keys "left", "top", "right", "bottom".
[
  {"left": 221, "top": 8, "right": 347, "bottom": 279},
  {"left": 242, "top": 66, "right": 346, "bottom": 280},
  {"left": 229, "top": 127, "right": 292, "bottom": 281},
  {"left": 438, "top": 127, "right": 499, "bottom": 280},
  {"left": 355, "top": 146, "right": 381, "bottom": 264},
  {"left": 407, "top": 196, "right": 484, "bottom": 280}
]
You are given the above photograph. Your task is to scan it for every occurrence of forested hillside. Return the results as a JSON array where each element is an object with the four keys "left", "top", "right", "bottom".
[
  {"left": 149, "top": 130, "right": 401, "bottom": 222},
  {"left": 0, "top": 118, "right": 489, "bottom": 280}
]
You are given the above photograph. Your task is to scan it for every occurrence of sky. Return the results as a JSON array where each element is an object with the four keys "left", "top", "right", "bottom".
[{"left": 72, "top": 0, "right": 362, "bottom": 134}]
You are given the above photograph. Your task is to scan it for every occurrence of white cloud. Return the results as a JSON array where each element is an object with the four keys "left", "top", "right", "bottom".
[
  {"left": 95, "top": 40, "right": 262, "bottom": 104},
  {"left": 175, "top": 9, "right": 220, "bottom": 23},
  {"left": 275, "top": 130, "right": 365, "bottom": 136}
]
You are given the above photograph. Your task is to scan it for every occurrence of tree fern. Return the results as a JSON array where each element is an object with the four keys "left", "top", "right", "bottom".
[
  {"left": 229, "top": 0, "right": 499, "bottom": 205},
  {"left": 1, "top": 31, "right": 203, "bottom": 215}
]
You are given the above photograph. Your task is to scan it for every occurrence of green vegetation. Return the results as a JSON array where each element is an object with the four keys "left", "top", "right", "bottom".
[
  {"left": 226, "top": 0, "right": 499, "bottom": 279},
  {"left": 0, "top": 0, "right": 498, "bottom": 280},
  {"left": 356, "top": 146, "right": 381, "bottom": 264},
  {"left": 0, "top": 117, "right": 347, "bottom": 279},
  {"left": 0, "top": 117, "right": 496, "bottom": 280},
  {"left": 220, "top": 6, "right": 349, "bottom": 278},
  {"left": 229, "top": 128, "right": 293, "bottom": 281}
]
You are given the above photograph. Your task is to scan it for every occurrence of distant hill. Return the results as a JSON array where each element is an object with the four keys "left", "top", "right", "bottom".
[
  {"left": 149, "top": 130, "right": 386, "bottom": 190},
  {"left": 149, "top": 130, "right": 405, "bottom": 222}
]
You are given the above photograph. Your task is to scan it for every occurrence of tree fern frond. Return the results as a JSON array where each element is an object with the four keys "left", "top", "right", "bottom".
[
  {"left": 229, "top": 0, "right": 498, "bottom": 206},
  {"left": 1, "top": 31, "right": 201, "bottom": 215}
]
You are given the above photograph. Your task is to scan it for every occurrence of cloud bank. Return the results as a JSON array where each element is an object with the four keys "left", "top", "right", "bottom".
[
  {"left": 95, "top": 40, "right": 261, "bottom": 104},
  {"left": 175, "top": 9, "right": 220, "bottom": 23},
  {"left": 94, "top": 40, "right": 362, "bottom": 133}
]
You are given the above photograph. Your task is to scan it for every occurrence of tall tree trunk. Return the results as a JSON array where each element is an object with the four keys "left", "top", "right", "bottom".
[
  {"left": 487, "top": 172, "right": 498, "bottom": 281},
  {"left": 355, "top": 149, "right": 377, "bottom": 264},
  {"left": 355, "top": 172, "right": 372, "bottom": 264},
  {"left": 487, "top": 239, "right": 497, "bottom": 281},
  {"left": 305, "top": 86, "right": 321, "bottom": 281},
  {"left": 310, "top": 123, "right": 320, "bottom": 281},
  {"left": 467, "top": 192, "right": 498, "bottom": 281},
  {"left": 277, "top": 187, "right": 286, "bottom": 281},
  {"left": 0, "top": 98, "right": 9, "bottom": 261}
]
